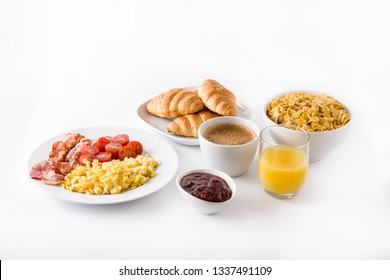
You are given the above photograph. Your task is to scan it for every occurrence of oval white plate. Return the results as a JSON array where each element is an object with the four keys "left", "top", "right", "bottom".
[
  {"left": 28, "top": 126, "right": 178, "bottom": 205},
  {"left": 137, "top": 99, "right": 251, "bottom": 146}
]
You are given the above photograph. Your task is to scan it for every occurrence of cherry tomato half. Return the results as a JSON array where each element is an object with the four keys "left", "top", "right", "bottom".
[
  {"left": 111, "top": 134, "right": 129, "bottom": 146},
  {"left": 128, "top": 141, "right": 143, "bottom": 155},
  {"left": 94, "top": 136, "right": 111, "bottom": 152},
  {"left": 118, "top": 145, "right": 137, "bottom": 160},
  {"left": 105, "top": 142, "right": 122, "bottom": 159},
  {"left": 81, "top": 144, "right": 100, "bottom": 155},
  {"left": 79, "top": 153, "right": 95, "bottom": 166},
  {"left": 95, "top": 152, "right": 112, "bottom": 162}
]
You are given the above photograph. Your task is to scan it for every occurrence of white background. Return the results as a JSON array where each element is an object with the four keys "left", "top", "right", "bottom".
[{"left": 1, "top": 0, "right": 390, "bottom": 260}]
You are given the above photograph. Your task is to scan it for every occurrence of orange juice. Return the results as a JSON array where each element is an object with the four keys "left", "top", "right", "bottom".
[{"left": 258, "top": 146, "right": 308, "bottom": 195}]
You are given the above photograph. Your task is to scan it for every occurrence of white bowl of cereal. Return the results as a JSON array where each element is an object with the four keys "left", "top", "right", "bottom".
[{"left": 262, "top": 91, "right": 352, "bottom": 161}]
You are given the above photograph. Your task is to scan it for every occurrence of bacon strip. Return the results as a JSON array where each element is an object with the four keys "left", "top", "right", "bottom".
[
  {"left": 30, "top": 133, "right": 88, "bottom": 186},
  {"left": 66, "top": 138, "right": 91, "bottom": 169},
  {"left": 41, "top": 169, "right": 64, "bottom": 185},
  {"left": 29, "top": 160, "right": 50, "bottom": 180}
]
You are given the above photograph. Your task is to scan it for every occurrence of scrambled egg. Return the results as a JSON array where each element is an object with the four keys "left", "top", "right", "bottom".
[{"left": 61, "top": 155, "right": 159, "bottom": 195}]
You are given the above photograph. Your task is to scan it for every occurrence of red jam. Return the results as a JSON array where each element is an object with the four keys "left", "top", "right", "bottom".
[{"left": 180, "top": 172, "right": 232, "bottom": 202}]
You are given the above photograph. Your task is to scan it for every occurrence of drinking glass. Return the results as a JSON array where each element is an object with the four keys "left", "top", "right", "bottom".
[{"left": 258, "top": 125, "right": 310, "bottom": 199}]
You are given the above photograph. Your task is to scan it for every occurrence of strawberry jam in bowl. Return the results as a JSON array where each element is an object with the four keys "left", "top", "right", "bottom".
[{"left": 176, "top": 168, "right": 236, "bottom": 215}]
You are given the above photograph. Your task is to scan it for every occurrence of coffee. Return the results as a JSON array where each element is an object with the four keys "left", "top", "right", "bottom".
[{"left": 203, "top": 123, "right": 256, "bottom": 145}]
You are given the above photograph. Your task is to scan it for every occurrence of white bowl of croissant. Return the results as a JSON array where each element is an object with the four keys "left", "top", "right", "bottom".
[{"left": 145, "top": 79, "right": 241, "bottom": 139}]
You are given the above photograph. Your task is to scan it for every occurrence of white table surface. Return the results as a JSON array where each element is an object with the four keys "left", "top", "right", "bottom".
[{"left": 1, "top": 0, "right": 390, "bottom": 260}]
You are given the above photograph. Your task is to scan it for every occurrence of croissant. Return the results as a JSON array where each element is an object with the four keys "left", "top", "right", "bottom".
[
  {"left": 198, "top": 79, "right": 237, "bottom": 116},
  {"left": 147, "top": 88, "right": 204, "bottom": 118},
  {"left": 166, "top": 110, "right": 220, "bottom": 137}
]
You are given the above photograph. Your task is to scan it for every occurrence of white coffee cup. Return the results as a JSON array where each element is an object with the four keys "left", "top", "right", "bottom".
[{"left": 198, "top": 116, "right": 260, "bottom": 177}]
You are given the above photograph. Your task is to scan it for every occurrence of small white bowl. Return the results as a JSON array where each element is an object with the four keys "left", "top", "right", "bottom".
[
  {"left": 176, "top": 169, "right": 236, "bottom": 215},
  {"left": 262, "top": 91, "right": 352, "bottom": 161}
]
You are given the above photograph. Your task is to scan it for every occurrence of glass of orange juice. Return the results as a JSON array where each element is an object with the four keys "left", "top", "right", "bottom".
[{"left": 258, "top": 125, "right": 310, "bottom": 199}]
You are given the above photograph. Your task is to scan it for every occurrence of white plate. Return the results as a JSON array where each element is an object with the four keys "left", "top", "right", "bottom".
[
  {"left": 28, "top": 126, "right": 178, "bottom": 205},
  {"left": 137, "top": 98, "right": 251, "bottom": 145}
]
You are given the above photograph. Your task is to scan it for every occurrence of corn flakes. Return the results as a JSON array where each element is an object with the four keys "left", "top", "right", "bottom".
[{"left": 266, "top": 92, "right": 351, "bottom": 132}]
